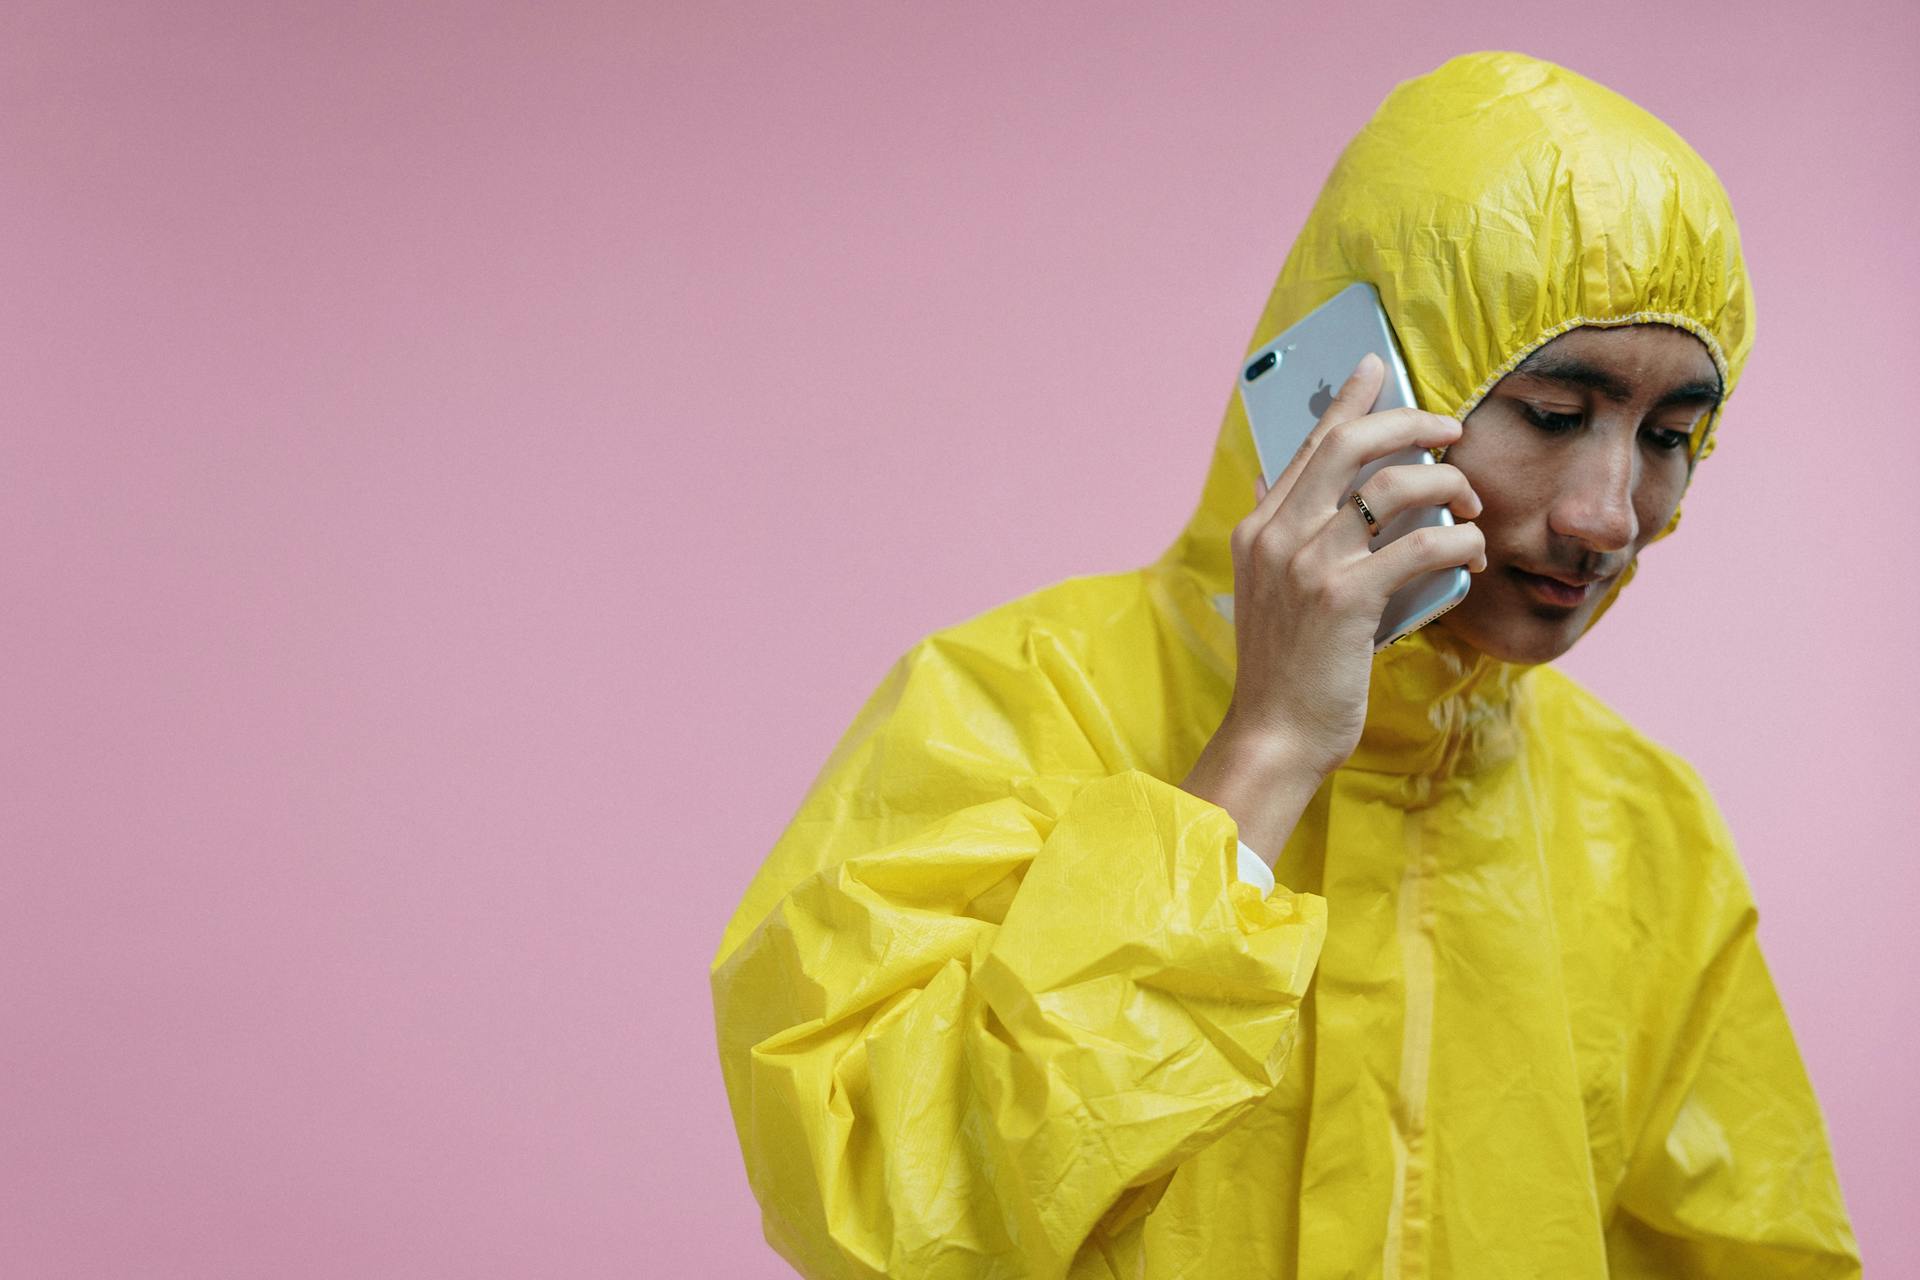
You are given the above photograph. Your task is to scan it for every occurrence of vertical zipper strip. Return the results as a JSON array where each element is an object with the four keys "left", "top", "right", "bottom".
[{"left": 1384, "top": 813, "right": 1435, "bottom": 1278}]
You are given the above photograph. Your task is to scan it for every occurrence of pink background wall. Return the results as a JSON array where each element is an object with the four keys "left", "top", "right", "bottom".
[{"left": 5, "top": 2, "right": 1913, "bottom": 1275}]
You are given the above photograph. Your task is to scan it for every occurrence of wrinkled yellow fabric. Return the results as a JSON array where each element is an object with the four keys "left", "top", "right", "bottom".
[{"left": 711, "top": 51, "right": 1859, "bottom": 1279}]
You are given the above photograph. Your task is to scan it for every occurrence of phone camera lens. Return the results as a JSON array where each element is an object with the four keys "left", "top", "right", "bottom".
[{"left": 1246, "top": 352, "right": 1279, "bottom": 382}]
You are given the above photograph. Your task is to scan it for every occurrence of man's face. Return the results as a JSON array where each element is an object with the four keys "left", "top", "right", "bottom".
[{"left": 1433, "top": 323, "right": 1723, "bottom": 665}]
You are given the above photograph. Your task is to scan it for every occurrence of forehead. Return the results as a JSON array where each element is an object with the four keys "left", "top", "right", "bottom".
[{"left": 1515, "top": 324, "right": 1722, "bottom": 391}]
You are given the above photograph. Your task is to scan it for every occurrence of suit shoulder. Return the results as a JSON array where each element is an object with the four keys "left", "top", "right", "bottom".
[
  {"left": 911, "top": 569, "right": 1158, "bottom": 662},
  {"left": 1525, "top": 666, "right": 1757, "bottom": 936},
  {"left": 1524, "top": 664, "right": 1716, "bottom": 806}
]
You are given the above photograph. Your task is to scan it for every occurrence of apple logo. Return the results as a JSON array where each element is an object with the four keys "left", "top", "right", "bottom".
[{"left": 1307, "top": 379, "right": 1335, "bottom": 420}]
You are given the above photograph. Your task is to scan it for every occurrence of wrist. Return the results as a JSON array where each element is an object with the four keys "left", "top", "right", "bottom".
[
  {"left": 1181, "top": 716, "right": 1331, "bottom": 864},
  {"left": 1209, "top": 711, "right": 1335, "bottom": 786}
]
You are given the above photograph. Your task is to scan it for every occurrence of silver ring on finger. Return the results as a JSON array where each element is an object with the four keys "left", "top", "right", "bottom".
[{"left": 1349, "top": 490, "right": 1381, "bottom": 540}]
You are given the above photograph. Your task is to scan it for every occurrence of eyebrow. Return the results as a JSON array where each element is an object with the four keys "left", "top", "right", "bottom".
[{"left": 1510, "top": 349, "right": 1724, "bottom": 411}]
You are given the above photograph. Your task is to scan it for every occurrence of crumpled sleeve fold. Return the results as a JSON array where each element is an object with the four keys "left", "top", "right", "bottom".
[{"left": 711, "top": 634, "right": 1327, "bottom": 1280}]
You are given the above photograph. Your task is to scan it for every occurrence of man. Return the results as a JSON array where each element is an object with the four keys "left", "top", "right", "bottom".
[{"left": 711, "top": 51, "right": 1860, "bottom": 1278}]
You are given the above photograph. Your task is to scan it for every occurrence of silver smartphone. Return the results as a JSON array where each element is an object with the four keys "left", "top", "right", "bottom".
[{"left": 1236, "top": 282, "right": 1470, "bottom": 649}]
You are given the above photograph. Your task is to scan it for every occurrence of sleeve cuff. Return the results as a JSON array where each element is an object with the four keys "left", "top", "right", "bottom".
[{"left": 1235, "top": 839, "right": 1275, "bottom": 898}]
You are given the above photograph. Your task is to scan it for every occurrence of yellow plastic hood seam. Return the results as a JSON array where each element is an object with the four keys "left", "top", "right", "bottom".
[{"left": 1445, "top": 310, "right": 1733, "bottom": 463}]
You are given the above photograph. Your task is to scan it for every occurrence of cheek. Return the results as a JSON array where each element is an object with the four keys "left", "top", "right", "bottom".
[
  {"left": 1448, "top": 440, "right": 1550, "bottom": 542},
  {"left": 1633, "top": 460, "right": 1692, "bottom": 546}
]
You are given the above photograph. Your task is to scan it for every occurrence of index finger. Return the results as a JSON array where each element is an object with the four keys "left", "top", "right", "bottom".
[
  {"left": 1246, "top": 352, "right": 1384, "bottom": 525},
  {"left": 1289, "top": 406, "right": 1464, "bottom": 520}
]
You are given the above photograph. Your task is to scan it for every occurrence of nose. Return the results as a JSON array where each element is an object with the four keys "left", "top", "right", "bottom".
[{"left": 1548, "top": 433, "right": 1638, "bottom": 554}]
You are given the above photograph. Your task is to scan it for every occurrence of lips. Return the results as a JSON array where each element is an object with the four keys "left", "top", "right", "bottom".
[{"left": 1510, "top": 567, "right": 1603, "bottom": 608}]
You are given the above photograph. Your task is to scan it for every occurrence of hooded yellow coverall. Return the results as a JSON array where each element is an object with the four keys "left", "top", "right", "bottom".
[{"left": 711, "top": 51, "right": 1861, "bottom": 1279}]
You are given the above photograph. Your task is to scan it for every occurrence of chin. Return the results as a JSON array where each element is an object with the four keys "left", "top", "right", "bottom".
[{"left": 1432, "top": 603, "right": 1587, "bottom": 666}]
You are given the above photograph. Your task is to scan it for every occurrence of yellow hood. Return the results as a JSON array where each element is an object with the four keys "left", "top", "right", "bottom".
[{"left": 1158, "top": 51, "right": 1755, "bottom": 631}]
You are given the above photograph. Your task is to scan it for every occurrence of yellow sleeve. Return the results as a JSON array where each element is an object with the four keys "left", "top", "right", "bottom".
[
  {"left": 710, "top": 626, "right": 1327, "bottom": 1280},
  {"left": 1606, "top": 919, "right": 1860, "bottom": 1277}
]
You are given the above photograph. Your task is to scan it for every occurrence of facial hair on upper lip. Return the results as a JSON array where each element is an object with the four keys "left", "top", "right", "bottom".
[
  {"left": 1535, "top": 567, "right": 1608, "bottom": 587},
  {"left": 1506, "top": 552, "right": 1623, "bottom": 588}
]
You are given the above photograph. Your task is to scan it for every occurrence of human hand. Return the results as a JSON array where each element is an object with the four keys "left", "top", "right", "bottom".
[{"left": 1217, "top": 352, "right": 1486, "bottom": 780}]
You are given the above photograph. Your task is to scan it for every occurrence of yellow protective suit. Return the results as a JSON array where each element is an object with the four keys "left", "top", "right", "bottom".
[{"left": 711, "top": 51, "right": 1860, "bottom": 1279}]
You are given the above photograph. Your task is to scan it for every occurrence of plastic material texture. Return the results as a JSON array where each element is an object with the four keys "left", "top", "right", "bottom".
[{"left": 711, "top": 51, "right": 1858, "bottom": 1279}]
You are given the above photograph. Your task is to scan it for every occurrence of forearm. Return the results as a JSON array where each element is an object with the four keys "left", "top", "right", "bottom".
[{"left": 1180, "top": 717, "right": 1328, "bottom": 867}]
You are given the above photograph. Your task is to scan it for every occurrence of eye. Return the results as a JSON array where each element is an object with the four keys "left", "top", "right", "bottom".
[
  {"left": 1643, "top": 426, "right": 1693, "bottom": 452},
  {"left": 1519, "top": 403, "right": 1582, "bottom": 433}
]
